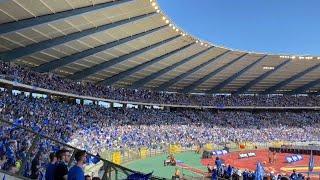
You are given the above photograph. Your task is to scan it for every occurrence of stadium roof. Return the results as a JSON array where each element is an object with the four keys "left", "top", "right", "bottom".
[{"left": 0, "top": 0, "right": 319, "bottom": 94}]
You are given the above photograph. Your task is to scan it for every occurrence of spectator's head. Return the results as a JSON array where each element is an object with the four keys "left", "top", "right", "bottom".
[
  {"left": 49, "top": 152, "right": 57, "bottom": 163},
  {"left": 74, "top": 150, "right": 86, "bottom": 165},
  {"left": 85, "top": 175, "right": 91, "bottom": 180},
  {"left": 56, "top": 149, "right": 71, "bottom": 163},
  {"left": 7, "top": 164, "right": 18, "bottom": 173},
  {"left": 0, "top": 154, "right": 7, "bottom": 164},
  {"left": 8, "top": 140, "right": 17, "bottom": 150},
  {"left": 92, "top": 177, "right": 100, "bottom": 180}
]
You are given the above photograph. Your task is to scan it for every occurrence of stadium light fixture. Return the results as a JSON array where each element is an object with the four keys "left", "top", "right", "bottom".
[
  {"left": 263, "top": 66, "right": 275, "bottom": 70},
  {"left": 165, "top": 20, "right": 169, "bottom": 24},
  {"left": 152, "top": 2, "right": 156, "bottom": 6}
]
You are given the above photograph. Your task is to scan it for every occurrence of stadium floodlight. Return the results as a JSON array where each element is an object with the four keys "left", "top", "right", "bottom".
[
  {"left": 162, "top": 16, "right": 166, "bottom": 20},
  {"left": 165, "top": 20, "right": 170, "bottom": 24},
  {"left": 152, "top": 2, "right": 156, "bottom": 6},
  {"left": 176, "top": 28, "right": 179, "bottom": 32},
  {"left": 156, "top": 10, "right": 160, "bottom": 13},
  {"left": 155, "top": 6, "right": 159, "bottom": 10}
]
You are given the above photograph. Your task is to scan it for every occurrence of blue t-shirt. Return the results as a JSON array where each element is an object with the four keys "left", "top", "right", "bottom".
[
  {"left": 45, "top": 163, "right": 56, "bottom": 180},
  {"left": 290, "top": 173, "right": 298, "bottom": 180},
  {"left": 67, "top": 165, "right": 84, "bottom": 180},
  {"left": 215, "top": 159, "right": 222, "bottom": 168},
  {"left": 5, "top": 146, "right": 16, "bottom": 165},
  {"left": 211, "top": 169, "right": 218, "bottom": 180}
]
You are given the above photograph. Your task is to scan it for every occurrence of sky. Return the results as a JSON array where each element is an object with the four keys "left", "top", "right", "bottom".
[{"left": 158, "top": 0, "right": 320, "bottom": 55}]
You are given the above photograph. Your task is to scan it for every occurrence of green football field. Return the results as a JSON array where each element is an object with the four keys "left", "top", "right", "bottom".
[{"left": 125, "top": 151, "right": 207, "bottom": 179}]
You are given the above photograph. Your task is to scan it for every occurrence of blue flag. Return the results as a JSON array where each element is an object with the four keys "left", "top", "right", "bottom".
[
  {"left": 309, "top": 151, "right": 314, "bottom": 172},
  {"left": 13, "top": 118, "right": 23, "bottom": 127},
  {"left": 2, "top": 174, "right": 6, "bottom": 180},
  {"left": 254, "top": 162, "right": 264, "bottom": 180}
]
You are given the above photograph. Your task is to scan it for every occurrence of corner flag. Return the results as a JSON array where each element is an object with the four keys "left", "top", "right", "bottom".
[{"left": 309, "top": 150, "right": 314, "bottom": 172}]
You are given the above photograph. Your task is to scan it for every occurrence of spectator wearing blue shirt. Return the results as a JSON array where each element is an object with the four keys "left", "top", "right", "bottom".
[
  {"left": 242, "top": 169, "right": 249, "bottom": 180},
  {"left": 215, "top": 157, "right": 222, "bottom": 176},
  {"left": 68, "top": 150, "right": 86, "bottom": 180},
  {"left": 226, "top": 165, "right": 233, "bottom": 178},
  {"left": 211, "top": 168, "right": 218, "bottom": 180},
  {"left": 290, "top": 170, "right": 298, "bottom": 180},
  {"left": 4, "top": 140, "right": 16, "bottom": 170},
  {"left": 45, "top": 152, "right": 57, "bottom": 180}
]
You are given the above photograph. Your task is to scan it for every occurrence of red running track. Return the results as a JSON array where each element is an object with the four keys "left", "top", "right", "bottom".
[{"left": 201, "top": 149, "right": 320, "bottom": 178}]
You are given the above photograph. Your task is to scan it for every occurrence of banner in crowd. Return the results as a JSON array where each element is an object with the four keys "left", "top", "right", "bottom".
[
  {"left": 140, "top": 148, "right": 148, "bottom": 159},
  {"left": 286, "top": 154, "right": 303, "bottom": 163},
  {"left": 239, "top": 152, "right": 256, "bottom": 159},
  {"left": 168, "top": 144, "right": 182, "bottom": 154},
  {"left": 112, "top": 151, "right": 122, "bottom": 165},
  {"left": 204, "top": 143, "right": 214, "bottom": 151},
  {"left": 212, "top": 150, "right": 228, "bottom": 156}
]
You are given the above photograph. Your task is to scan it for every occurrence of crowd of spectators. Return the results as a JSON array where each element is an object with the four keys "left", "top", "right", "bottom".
[
  {"left": 207, "top": 163, "right": 307, "bottom": 180},
  {"left": 0, "top": 89, "right": 320, "bottom": 178},
  {"left": 0, "top": 62, "right": 320, "bottom": 179},
  {"left": 1, "top": 61, "right": 320, "bottom": 107},
  {"left": 1, "top": 90, "right": 320, "bottom": 154}
]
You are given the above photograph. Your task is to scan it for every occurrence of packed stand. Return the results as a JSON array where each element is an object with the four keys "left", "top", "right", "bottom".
[
  {"left": 1, "top": 90, "right": 320, "bottom": 153},
  {"left": 1, "top": 61, "right": 320, "bottom": 107},
  {"left": 0, "top": 89, "right": 320, "bottom": 179}
]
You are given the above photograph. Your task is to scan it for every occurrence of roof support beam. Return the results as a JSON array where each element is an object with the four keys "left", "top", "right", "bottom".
[
  {"left": 67, "top": 35, "right": 180, "bottom": 80},
  {"left": 179, "top": 53, "right": 248, "bottom": 94},
  {"left": 33, "top": 25, "right": 167, "bottom": 72},
  {"left": 206, "top": 55, "right": 268, "bottom": 94},
  {"left": 154, "top": 50, "right": 231, "bottom": 91},
  {"left": 0, "top": 12, "right": 155, "bottom": 62},
  {"left": 262, "top": 63, "right": 320, "bottom": 94},
  {"left": 0, "top": 0, "right": 133, "bottom": 35},
  {"left": 98, "top": 43, "right": 195, "bottom": 86},
  {"left": 289, "top": 78, "right": 320, "bottom": 94},
  {"left": 129, "top": 47, "right": 214, "bottom": 89},
  {"left": 235, "top": 59, "right": 290, "bottom": 94}
]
